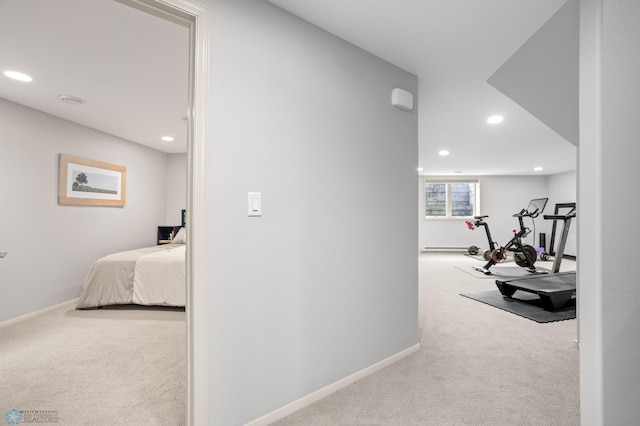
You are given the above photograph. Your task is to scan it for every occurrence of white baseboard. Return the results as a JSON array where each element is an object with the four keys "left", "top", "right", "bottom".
[
  {"left": 0, "top": 298, "right": 79, "bottom": 329},
  {"left": 246, "top": 343, "right": 421, "bottom": 426},
  {"left": 421, "top": 247, "right": 468, "bottom": 252}
]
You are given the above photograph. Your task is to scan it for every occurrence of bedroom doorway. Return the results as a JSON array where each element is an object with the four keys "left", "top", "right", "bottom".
[{"left": 116, "top": 0, "right": 210, "bottom": 423}]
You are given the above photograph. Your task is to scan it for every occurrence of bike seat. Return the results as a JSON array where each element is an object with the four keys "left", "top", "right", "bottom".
[{"left": 473, "top": 215, "right": 489, "bottom": 220}]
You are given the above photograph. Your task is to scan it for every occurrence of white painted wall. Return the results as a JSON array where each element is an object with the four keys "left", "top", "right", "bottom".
[
  {"left": 580, "top": 0, "right": 640, "bottom": 424},
  {"left": 205, "top": 0, "right": 418, "bottom": 424},
  {"left": 419, "top": 175, "right": 549, "bottom": 250},
  {"left": 164, "top": 153, "right": 187, "bottom": 225},
  {"left": 419, "top": 173, "right": 577, "bottom": 257},
  {"left": 0, "top": 99, "right": 169, "bottom": 322}
]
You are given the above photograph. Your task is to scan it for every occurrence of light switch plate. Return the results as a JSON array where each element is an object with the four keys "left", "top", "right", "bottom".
[{"left": 248, "top": 192, "right": 262, "bottom": 217}]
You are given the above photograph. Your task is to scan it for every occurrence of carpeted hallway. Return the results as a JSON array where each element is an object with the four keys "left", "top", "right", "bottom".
[
  {"left": 274, "top": 252, "right": 579, "bottom": 425},
  {"left": 0, "top": 252, "right": 578, "bottom": 425}
]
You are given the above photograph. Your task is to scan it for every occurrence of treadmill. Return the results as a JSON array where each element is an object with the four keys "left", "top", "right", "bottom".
[{"left": 494, "top": 205, "right": 576, "bottom": 311}]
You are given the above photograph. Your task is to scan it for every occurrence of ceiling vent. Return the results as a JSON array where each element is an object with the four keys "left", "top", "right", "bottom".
[{"left": 58, "top": 95, "right": 86, "bottom": 105}]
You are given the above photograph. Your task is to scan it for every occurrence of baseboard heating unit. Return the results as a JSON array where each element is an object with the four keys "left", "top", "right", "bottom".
[{"left": 421, "top": 247, "right": 468, "bottom": 253}]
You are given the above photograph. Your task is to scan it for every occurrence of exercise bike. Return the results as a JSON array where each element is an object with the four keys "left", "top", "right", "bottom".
[
  {"left": 465, "top": 216, "right": 498, "bottom": 261},
  {"left": 471, "top": 198, "right": 548, "bottom": 275}
]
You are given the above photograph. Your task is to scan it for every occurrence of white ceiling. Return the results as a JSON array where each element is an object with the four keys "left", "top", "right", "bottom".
[
  {"left": 1, "top": 0, "right": 577, "bottom": 175},
  {"left": 267, "top": 0, "right": 577, "bottom": 176},
  {"left": 0, "top": 0, "right": 189, "bottom": 153}
]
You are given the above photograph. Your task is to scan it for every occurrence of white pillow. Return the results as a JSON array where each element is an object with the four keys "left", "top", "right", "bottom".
[{"left": 172, "top": 227, "right": 186, "bottom": 244}]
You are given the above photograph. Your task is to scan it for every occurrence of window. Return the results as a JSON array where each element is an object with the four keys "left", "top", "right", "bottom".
[{"left": 424, "top": 179, "right": 478, "bottom": 218}]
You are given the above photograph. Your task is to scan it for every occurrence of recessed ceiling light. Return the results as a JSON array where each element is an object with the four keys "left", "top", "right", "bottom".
[
  {"left": 534, "top": 166, "right": 543, "bottom": 172},
  {"left": 417, "top": 167, "right": 423, "bottom": 172},
  {"left": 438, "top": 150, "right": 450, "bottom": 156},
  {"left": 161, "top": 136, "right": 174, "bottom": 142},
  {"left": 4, "top": 70, "right": 32, "bottom": 82},
  {"left": 487, "top": 115, "right": 504, "bottom": 124},
  {"left": 58, "top": 95, "right": 86, "bottom": 105}
]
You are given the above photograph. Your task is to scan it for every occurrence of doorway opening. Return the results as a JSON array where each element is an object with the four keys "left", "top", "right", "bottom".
[{"left": 117, "top": 0, "right": 210, "bottom": 423}]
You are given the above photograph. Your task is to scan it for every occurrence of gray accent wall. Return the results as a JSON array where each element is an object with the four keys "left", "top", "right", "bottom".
[
  {"left": 488, "top": 0, "right": 579, "bottom": 146},
  {"left": 0, "top": 99, "right": 170, "bottom": 322},
  {"left": 206, "top": 0, "right": 419, "bottom": 423}
]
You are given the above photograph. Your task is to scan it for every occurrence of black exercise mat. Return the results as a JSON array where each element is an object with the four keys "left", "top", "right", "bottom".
[{"left": 460, "top": 290, "right": 576, "bottom": 323}]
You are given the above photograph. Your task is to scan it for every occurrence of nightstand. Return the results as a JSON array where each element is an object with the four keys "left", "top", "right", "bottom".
[{"left": 157, "top": 226, "right": 182, "bottom": 245}]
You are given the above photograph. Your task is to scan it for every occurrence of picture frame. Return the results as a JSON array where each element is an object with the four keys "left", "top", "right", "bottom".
[{"left": 58, "top": 154, "right": 126, "bottom": 207}]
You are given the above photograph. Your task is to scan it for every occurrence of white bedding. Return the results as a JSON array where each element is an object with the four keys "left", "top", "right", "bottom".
[{"left": 76, "top": 244, "right": 185, "bottom": 309}]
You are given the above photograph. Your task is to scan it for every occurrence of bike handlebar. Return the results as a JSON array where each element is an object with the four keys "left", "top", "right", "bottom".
[{"left": 513, "top": 208, "right": 541, "bottom": 218}]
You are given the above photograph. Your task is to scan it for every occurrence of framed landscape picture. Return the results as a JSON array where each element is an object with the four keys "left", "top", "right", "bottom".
[{"left": 58, "top": 154, "right": 126, "bottom": 207}]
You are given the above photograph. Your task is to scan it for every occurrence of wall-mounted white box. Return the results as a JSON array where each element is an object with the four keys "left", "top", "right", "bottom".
[{"left": 391, "top": 88, "right": 414, "bottom": 111}]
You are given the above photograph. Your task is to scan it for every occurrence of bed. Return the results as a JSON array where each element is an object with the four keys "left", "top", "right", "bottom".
[{"left": 76, "top": 227, "right": 186, "bottom": 309}]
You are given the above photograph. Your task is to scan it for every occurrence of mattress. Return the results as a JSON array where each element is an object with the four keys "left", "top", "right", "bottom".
[{"left": 76, "top": 243, "right": 185, "bottom": 309}]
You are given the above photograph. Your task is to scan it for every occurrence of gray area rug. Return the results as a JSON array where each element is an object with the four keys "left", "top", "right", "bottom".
[
  {"left": 455, "top": 265, "right": 551, "bottom": 279},
  {"left": 461, "top": 290, "right": 576, "bottom": 323},
  {"left": 463, "top": 252, "right": 514, "bottom": 263}
]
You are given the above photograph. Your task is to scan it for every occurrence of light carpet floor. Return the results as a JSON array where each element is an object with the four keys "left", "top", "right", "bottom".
[
  {"left": 1, "top": 253, "right": 578, "bottom": 425},
  {"left": 0, "top": 304, "right": 186, "bottom": 426},
  {"left": 274, "top": 252, "right": 579, "bottom": 425}
]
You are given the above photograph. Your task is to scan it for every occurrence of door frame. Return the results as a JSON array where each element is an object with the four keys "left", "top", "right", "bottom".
[{"left": 116, "top": 0, "right": 211, "bottom": 424}]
